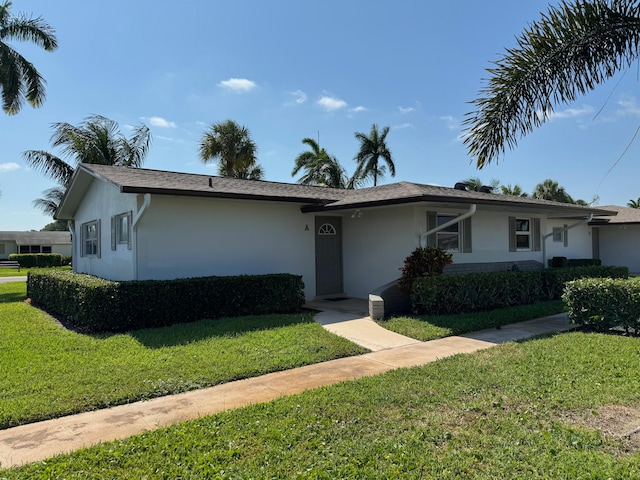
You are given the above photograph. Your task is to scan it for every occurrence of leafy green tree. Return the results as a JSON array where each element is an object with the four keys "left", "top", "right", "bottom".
[
  {"left": 41, "top": 219, "right": 67, "bottom": 231},
  {"left": 199, "top": 119, "right": 264, "bottom": 180},
  {"left": 352, "top": 124, "right": 395, "bottom": 187},
  {"left": 500, "top": 184, "right": 529, "bottom": 197},
  {"left": 292, "top": 137, "right": 347, "bottom": 188},
  {"left": 459, "top": 176, "right": 501, "bottom": 192},
  {"left": 463, "top": 0, "right": 640, "bottom": 168},
  {"left": 23, "top": 115, "right": 152, "bottom": 217},
  {"left": 0, "top": 1, "right": 57, "bottom": 114},
  {"left": 628, "top": 197, "right": 640, "bottom": 208},
  {"left": 532, "top": 179, "right": 575, "bottom": 203}
]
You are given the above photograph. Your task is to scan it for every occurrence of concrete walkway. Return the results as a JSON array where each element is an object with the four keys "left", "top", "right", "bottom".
[
  {"left": 0, "top": 308, "right": 574, "bottom": 469},
  {"left": 0, "top": 276, "right": 26, "bottom": 284}
]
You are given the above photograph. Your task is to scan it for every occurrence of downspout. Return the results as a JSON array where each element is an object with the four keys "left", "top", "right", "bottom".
[
  {"left": 420, "top": 204, "right": 477, "bottom": 247},
  {"left": 542, "top": 214, "right": 593, "bottom": 268},
  {"left": 132, "top": 194, "right": 151, "bottom": 280}
]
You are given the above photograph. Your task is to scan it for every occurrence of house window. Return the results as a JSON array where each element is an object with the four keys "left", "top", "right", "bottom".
[
  {"left": 318, "top": 223, "right": 337, "bottom": 235},
  {"left": 42, "top": 246, "right": 52, "bottom": 253},
  {"left": 436, "top": 214, "right": 460, "bottom": 252},
  {"left": 0, "top": 244, "right": 4, "bottom": 254},
  {"left": 19, "top": 245, "right": 41, "bottom": 253},
  {"left": 516, "top": 219, "right": 531, "bottom": 250},
  {"left": 111, "top": 212, "right": 132, "bottom": 250},
  {"left": 509, "top": 217, "right": 540, "bottom": 252},
  {"left": 82, "top": 220, "right": 100, "bottom": 257},
  {"left": 426, "top": 211, "right": 472, "bottom": 253},
  {"left": 552, "top": 227, "right": 563, "bottom": 243}
]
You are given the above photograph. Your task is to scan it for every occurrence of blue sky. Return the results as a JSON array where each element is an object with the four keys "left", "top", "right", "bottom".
[{"left": 2, "top": 0, "right": 640, "bottom": 230}]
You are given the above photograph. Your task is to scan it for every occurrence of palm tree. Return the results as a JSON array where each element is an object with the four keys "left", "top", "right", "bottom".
[
  {"left": 199, "top": 120, "right": 264, "bottom": 180},
  {"left": 628, "top": 197, "right": 640, "bottom": 208},
  {"left": 0, "top": 1, "right": 57, "bottom": 114},
  {"left": 353, "top": 124, "right": 395, "bottom": 187},
  {"left": 500, "top": 184, "right": 529, "bottom": 197},
  {"left": 532, "top": 179, "right": 575, "bottom": 204},
  {"left": 23, "top": 115, "right": 152, "bottom": 216},
  {"left": 460, "top": 176, "right": 501, "bottom": 192},
  {"left": 292, "top": 137, "right": 347, "bottom": 188},
  {"left": 463, "top": 0, "right": 640, "bottom": 168}
]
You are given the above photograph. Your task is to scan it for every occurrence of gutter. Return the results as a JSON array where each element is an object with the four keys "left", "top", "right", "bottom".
[
  {"left": 542, "top": 214, "right": 593, "bottom": 267},
  {"left": 420, "top": 204, "right": 477, "bottom": 247},
  {"left": 132, "top": 194, "right": 151, "bottom": 279}
]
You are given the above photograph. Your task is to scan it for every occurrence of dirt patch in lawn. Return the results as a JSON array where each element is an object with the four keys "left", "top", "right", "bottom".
[{"left": 567, "top": 404, "right": 640, "bottom": 453}]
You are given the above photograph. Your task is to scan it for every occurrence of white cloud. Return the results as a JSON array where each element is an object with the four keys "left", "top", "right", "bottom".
[
  {"left": 349, "top": 106, "right": 367, "bottom": 113},
  {"left": 149, "top": 116, "right": 177, "bottom": 128},
  {"left": 317, "top": 95, "right": 347, "bottom": 111},
  {"left": 218, "top": 78, "right": 257, "bottom": 92},
  {"left": 540, "top": 105, "right": 594, "bottom": 121},
  {"left": 616, "top": 96, "right": 640, "bottom": 117},
  {"left": 0, "top": 162, "right": 20, "bottom": 173},
  {"left": 440, "top": 115, "right": 459, "bottom": 130},
  {"left": 398, "top": 106, "right": 414, "bottom": 114},
  {"left": 393, "top": 123, "right": 414, "bottom": 130},
  {"left": 290, "top": 89, "right": 307, "bottom": 104}
]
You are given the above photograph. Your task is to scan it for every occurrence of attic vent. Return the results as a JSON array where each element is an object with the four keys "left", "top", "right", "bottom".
[
  {"left": 209, "top": 177, "right": 214, "bottom": 187},
  {"left": 479, "top": 185, "right": 493, "bottom": 193},
  {"left": 454, "top": 182, "right": 469, "bottom": 191}
]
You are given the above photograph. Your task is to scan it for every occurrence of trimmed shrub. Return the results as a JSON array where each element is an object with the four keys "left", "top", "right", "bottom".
[
  {"left": 411, "top": 265, "right": 628, "bottom": 315},
  {"left": 398, "top": 246, "right": 452, "bottom": 294},
  {"left": 27, "top": 271, "right": 305, "bottom": 333},
  {"left": 547, "top": 257, "right": 602, "bottom": 268},
  {"left": 9, "top": 253, "right": 63, "bottom": 268},
  {"left": 563, "top": 277, "right": 640, "bottom": 333}
]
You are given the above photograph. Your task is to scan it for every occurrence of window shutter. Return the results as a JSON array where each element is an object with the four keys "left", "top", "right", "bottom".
[
  {"left": 563, "top": 224, "right": 568, "bottom": 247},
  {"left": 426, "top": 212, "right": 437, "bottom": 247},
  {"left": 80, "top": 225, "right": 85, "bottom": 257},
  {"left": 96, "top": 219, "right": 102, "bottom": 259},
  {"left": 111, "top": 216, "right": 116, "bottom": 250},
  {"left": 127, "top": 211, "right": 133, "bottom": 250},
  {"left": 508, "top": 216, "right": 516, "bottom": 252},
  {"left": 462, "top": 217, "right": 472, "bottom": 253},
  {"left": 532, "top": 218, "right": 541, "bottom": 251}
]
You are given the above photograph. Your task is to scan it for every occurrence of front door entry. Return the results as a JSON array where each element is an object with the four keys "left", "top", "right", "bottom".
[{"left": 315, "top": 216, "right": 343, "bottom": 296}]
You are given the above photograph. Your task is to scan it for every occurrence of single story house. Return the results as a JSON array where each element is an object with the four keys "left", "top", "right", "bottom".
[
  {"left": 590, "top": 205, "right": 640, "bottom": 275},
  {"left": 0, "top": 231, "right": 72, "bottom": 260},
  {"left": 55, "top": 164, "right": 619, "bottom": 304}
]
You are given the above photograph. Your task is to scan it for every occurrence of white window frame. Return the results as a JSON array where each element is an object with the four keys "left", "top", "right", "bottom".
[
  {"left": 552, "top": 227, "right": 563, "bottom": 243},
  {"left": 116, "top": 213, "right": 130, "bottom": 244},
  {"left": 436, "top": 214, "right": 460, "bottom": 252},
  {"left": 82, "top": 220, "right": 100, "bottom": 257},
  {"left": 515, "top": 218, "right": 531, "bottom": 251}
]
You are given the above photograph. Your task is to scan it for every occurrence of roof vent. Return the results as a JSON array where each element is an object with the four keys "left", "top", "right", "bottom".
[
  {"left": 454, "top": 182, "right": 469, "bottom": 191},
  {"left": 479, "top": 185, "right": 493, "bottom": 193}
]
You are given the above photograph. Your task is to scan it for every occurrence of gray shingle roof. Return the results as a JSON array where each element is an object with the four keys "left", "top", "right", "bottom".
[
  {"left": 70, "top": 164, "right": 616, "bottom": 218},
  {"left": 589, "top": 205, "right": 640, "bottom": 225},
  {"left": 0, "top": 231, "right": 71, "bottom": 244}
]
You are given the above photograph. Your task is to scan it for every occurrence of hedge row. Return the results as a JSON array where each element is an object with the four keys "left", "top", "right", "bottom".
[
  {"left": 411, "top": 265, "right": 629, "bottom": 315},
  {"left": 27, "top": 270, "right": 305, "bottom": 333},
  {"left": 563, "top": 277, "right": 640, "bottom": 333},
  {"left": 8, "top": 253, "right": 64, "bottom": 268},
  {"left": 548, "top": 257, "right": 602, "bottom": 268}
]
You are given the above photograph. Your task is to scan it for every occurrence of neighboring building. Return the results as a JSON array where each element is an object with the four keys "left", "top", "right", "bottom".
[
  {"left": 55, "top": 164, "right": 617, "bottom": 301},
  {"left": 590, "top": 205, "right": 640, "bottom": 275},
  {"left": 0, "top": 231, "right": 72, "bottom": 260}
]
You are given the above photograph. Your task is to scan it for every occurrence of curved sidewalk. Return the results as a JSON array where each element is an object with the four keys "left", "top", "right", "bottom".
[{"left": 0, "top": 312, "right": 573, "bottom": 469}]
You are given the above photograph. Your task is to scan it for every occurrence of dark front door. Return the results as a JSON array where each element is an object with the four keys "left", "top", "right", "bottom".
[{"left": 315, "top": 216, "right": 343, "bottom": 296}]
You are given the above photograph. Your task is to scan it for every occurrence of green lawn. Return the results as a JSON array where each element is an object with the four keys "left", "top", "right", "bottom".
[
  {"left": 0, "top": 265, "right": 71, "bottom": 277},
  {"left": 0, "top": 282, "right": 367, "bottom": 429},
  {"left": 380, "top": 300, "right": 567, "bottom": 341},
  {"left": 4, "top": 331, "right": 639, "bottom": 478}
]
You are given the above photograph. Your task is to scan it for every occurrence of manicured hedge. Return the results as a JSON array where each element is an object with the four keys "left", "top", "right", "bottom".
[
  {"left": 411, "top": 265, "right": 628, "bottom": 315},
  {"left": 9, "top": 253, "right": 63, "bottom": 268},
  {"left": 27, "top": 270, "right": 305, "bottom": 333},
  {"left": 548, "top": 257, "right": 602, "bottom": 268},
  {"left": 562, "top": 277, "right": 640, "bottom": 333}
]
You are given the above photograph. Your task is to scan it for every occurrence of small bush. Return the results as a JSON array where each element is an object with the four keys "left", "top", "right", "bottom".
[
  {"left": 563, "top": 277, "right": 640, "bottom": 333},
  {"left": 27, "top": 271, "right": 305, "bottom": 333},
  {"left": 9, "top": 253, "right": 63, "bottom": 268},
  {"left": 398, "top": 246, "right": 452, "bottom": 293},
  {"left": 548, "top": 257, "right": 602, "bottom": 268}
]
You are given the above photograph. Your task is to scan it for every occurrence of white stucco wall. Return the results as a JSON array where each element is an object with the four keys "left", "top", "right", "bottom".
[
  {"left": 544, "top": 220, "right": 593, "bottom": 263},
  {"left": 136, "top": 195, "right": 317, "bottom": 299},
  {"left": 598, "top": 225, "right": 640, "bottom": 275},
  {"left": 72, "top": 178, "right": 137, "bottom": 280}
]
